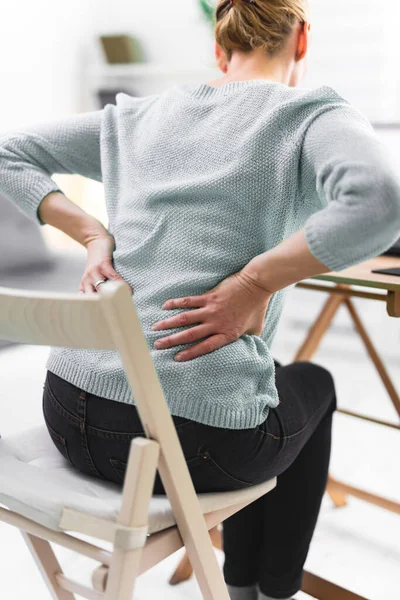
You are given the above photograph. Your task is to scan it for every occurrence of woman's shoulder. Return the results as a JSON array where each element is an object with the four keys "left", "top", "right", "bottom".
[
  {"left": 290, "top": 83, "right": 346, "bottom": 102},
  {"left": 277, "top": 83, "right": 373, "bottom": 136},
  {"left": 101, "top": 92, "right": 162, "bottom": 120},
  {"left": 100, "top": 92, "right": 164, "bottom": 137},
  {"left": 282, "top": 83, "right": 354, "bottom": 115}
]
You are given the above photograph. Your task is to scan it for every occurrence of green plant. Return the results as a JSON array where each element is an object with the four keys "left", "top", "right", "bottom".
[{"left": 198, "top": 0, "right": 216, "bottom": 26}]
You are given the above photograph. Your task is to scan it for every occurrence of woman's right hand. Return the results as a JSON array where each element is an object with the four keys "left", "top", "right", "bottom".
[
  {"left": 34, "top": 192, "right": 130, "bottom": 295},
  {"left": 78, "top": 234, "right": 128, "bottom": 294},
  {"left": 151, "top": 269, "right": 273, "bottom": 362}
]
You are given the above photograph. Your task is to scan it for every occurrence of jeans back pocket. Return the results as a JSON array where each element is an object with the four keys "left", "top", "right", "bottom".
[
  {"left": 108, "top": 448, "right": 254, "bottom": 493},
  {"left": 186, "top": 449, "right": 254, "bottom": 493}
]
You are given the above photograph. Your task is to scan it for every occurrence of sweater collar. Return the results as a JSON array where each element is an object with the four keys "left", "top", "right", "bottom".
[{"left": 183, "top": 78, "right": 286, "bottom": 99}]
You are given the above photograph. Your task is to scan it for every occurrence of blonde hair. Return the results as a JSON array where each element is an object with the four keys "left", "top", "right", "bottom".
[{"left": 215, "top": 0, "right": 309, "bottom": 61}]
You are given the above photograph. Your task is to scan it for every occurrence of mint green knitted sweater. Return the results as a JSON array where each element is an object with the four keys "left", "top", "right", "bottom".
[{"left": 1, "top": 80, "right": 400, "bottom": 429}]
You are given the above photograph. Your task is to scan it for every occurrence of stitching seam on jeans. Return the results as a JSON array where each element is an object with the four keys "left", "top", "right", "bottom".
[
  {"left": 43, "top": 414, "right": 66, "bottom": 445},
  {"left": 109, "top": 458, "right": 127, "bottom": 482},
  {"left": 45, "top": 383, "right": 81, "bottom": 427},
  {"left": 278, "top": 398, "right": 334, "bottom": 442},
  {"left": 172, "top": 418, "right": 194, "bottom": 430},
  {"left": 257, "top": 429, "right": 281, "bottom": 441},
  {"left": 86, "top": 424, "right": 143, "bottom": 441},
  {"left": 48, "top": 387, "right": 80, "bottom": 427},
  {"left": 77, "top": 393, "right": 103, "bottom": 478},
  {"left": 43, "top": 414, "right": 75, "bottom": 467}
]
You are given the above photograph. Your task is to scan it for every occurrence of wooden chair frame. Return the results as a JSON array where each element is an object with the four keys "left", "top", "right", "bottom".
[{"left": 0, "top": 281, "right": 276, "bottom": 599}]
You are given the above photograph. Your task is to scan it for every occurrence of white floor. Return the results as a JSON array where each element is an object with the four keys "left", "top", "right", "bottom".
[{"left": 0, "top": 283, "right": 399, "bottom": 599}]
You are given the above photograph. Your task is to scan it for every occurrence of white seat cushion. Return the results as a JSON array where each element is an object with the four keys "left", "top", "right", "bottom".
[{"left": 0, "top": 425, "right": 276, "bottom": 535}]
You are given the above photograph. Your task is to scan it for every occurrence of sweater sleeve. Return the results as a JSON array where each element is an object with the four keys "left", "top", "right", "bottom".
[
  {"left": 300, "top": 104, "right": 400, "bottom": 272},
  {"left": 0, "top": 110, "right": 103, "bottom": 226}
]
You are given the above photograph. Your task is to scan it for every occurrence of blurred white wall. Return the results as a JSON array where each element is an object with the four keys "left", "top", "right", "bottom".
[
  {"left": 0, "top": 0, "right": 213, "bottom": 131},
  {"left": 305, "top": 0, "right": 400, "bottom": 123},
  {"left": 1, "top": 0, "right": 400, "bottom": 128},
  {"left": 0, "top": 1, "right": 95, "bottom": 129}
]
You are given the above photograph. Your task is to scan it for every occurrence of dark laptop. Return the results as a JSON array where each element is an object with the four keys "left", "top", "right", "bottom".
[
  {"left": 382, "top": 236, "right": 400, "bottom": 257},
  {"left": 373, "top": 236, "right": 400, "bottom": 276}
]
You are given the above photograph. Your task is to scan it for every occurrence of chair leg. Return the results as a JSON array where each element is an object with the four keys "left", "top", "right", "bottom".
[
  {"left": 169, "top": 550, "right": 193, "bottom": 585},
  {"left": 92, "top": 564, "right": 109, "bottom": 592},
  {"left": 169, "top": 526, "right": 223, "bottom": 585},
  {"left": 104, "top": 547, "right": 144, "bottom": 600},
  {"left": 210, "top": 525, "right": 223, "bottom": 550},
  {"left": 186, "top": 530, "right": 230, "bottom": 600},
  {"left": 104, "top": 438, "right": 160, "bottom": 600},
  {"left": 327, "top": 476, "right": 348, "bottom": 508},
  {"left": 21, "top": 531, "right": 75, "bottom": 599}
]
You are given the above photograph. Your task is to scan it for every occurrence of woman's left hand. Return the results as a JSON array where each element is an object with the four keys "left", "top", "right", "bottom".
[
  {"left": 151, "top": 270, "right": 272, "bottom": 362},
  {"left": 79, "top": 234, "right": 128, "bottom": 294}
]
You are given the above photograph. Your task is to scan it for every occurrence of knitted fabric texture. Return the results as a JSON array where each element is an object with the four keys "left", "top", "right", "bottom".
[{"left": 1, "top": 80, "right": 400, "bottom": 429}]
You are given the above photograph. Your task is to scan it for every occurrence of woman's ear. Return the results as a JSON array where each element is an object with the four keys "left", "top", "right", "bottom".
[
  {"left": 296, "top": 20, "right": 310, "bottom": 62},
  {"left": 215, "top": 42, "right": 229, "bottom": 73}
]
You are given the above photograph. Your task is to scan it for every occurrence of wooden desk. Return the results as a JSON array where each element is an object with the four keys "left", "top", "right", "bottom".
[
  {"left": 298, "top": 256, "right": 400, "bottom": 317},
  {"left": 169, "top": 256, "right": 400, "bottom": 599},
  {"left": 295, "top": 255, "right": 400, "bottom": 600}
]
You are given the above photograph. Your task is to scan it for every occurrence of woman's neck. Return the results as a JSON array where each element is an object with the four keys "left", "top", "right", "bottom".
[{"left": 207, "top": 64, "right": 293, "bottom": 88}]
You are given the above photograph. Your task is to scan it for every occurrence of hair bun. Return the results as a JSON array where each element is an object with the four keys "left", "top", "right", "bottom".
[{"left": 215, "top": 0, "right": 309, "bottom": 61}]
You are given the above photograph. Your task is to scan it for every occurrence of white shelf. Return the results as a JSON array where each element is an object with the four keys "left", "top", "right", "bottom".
[
  {"left": 88, "top": 62, "right": 219, "bottom": 80},
  {"left": 82, "top": 62, "right": 221, "bottom": 110}
]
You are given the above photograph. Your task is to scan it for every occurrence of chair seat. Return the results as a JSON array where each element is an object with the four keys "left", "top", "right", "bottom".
[{"left": 0, "top": 425, "right": 276, "bottom": 536}]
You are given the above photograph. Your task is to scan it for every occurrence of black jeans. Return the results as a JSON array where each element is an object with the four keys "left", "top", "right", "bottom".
[{"left": 42, "top": 359, "right": 336, "bottom": 599}]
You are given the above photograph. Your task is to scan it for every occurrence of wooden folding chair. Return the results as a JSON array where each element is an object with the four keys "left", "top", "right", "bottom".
[{"left": 0, "top": 280, "right": 276, "bottom": 599}]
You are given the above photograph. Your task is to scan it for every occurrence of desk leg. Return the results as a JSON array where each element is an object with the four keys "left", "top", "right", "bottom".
[
  {"left": 344, "top": 298, "right": 400, "bottom": 416},
  {"left": 387, "top": 291, "right": 400, "bottom": 318},
  {"left": 294, "top": 293, "right": 345, "bottom": 361},
  {"left": 302, "top": 571, "right": 368, "bottom": 600}
]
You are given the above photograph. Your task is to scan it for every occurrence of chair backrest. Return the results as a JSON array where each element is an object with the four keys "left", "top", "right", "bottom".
[
  {"left": 0, "top": 281, "right": 210, "bottom": 539},
  {"left": 0, "top": 284, "right": 116, "bottom": 349}
]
